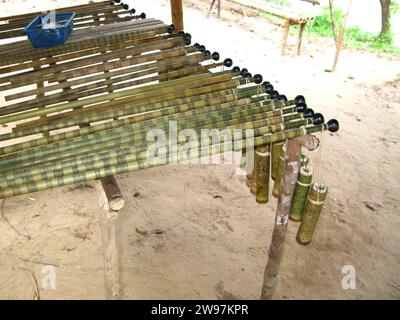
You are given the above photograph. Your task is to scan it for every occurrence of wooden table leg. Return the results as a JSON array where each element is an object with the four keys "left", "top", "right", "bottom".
[
  {"left": 260, "top": 135, "right": 320, "bottom": 300},
  {"left": 296, "top": 22, "right": 306, "bottom": 56},
  {"left": 98, "top": 176, "right": 124, "bottom": 300},
  {"left": 281, "top": 19, "right": 290, "bottom": 56}
]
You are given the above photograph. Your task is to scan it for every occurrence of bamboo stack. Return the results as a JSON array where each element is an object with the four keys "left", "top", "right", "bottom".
[
  {"left": 0, "top": 2, "right": 339, "bottom": 200},
  {"left": 0, "top": 1, "right": 144, "bottom": 40}
]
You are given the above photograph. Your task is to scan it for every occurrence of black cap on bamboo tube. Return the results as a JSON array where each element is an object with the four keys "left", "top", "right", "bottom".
[
  {"left": 122, "top": 3, "right": 129, "bottom": 10},
  {"left": 304, "top": 108, "right": 315, "bottom": 118},
  {"left": 212, "top": 52, "right": 220, "bottom": 61},
  {"left": 168, "top": 24, "right": 175, "bottom": 34},
  {"left": 327, "top": 119, "right": 340, "bottom": 132},
  {"left": 194, "top": 43, "right": 200, "bottom": 49},
  {"left": 183, "top": 34, "right": 192, "bottom": 45},
  {"left": 243, "top": 72, "right": 252, "bottom": 79},
  {"left": 232, "top": 66, "right": 240, "bottom": 72},
  {"left": 312, "top": 113, "right": 325, "bottom": 125},
  {"left": 199, "top": 45, "right": 206, "bottom": 52},
  {"left": 295, "top": 95, "right": 306, "bottom": 105},
  {"left": 240, "top": 68, "right": 248, "bottom": 76},
  {"left": 296, "top": 102, "right": 307, "bottom": 113},
  {"left": 140, "top": 12, "right": 146, "bottom": 19},
  {"left": 269, "top": 90, "right": 279, "bottom": 100},
  {"left": 253, "top": 74, "right": 263, "bottom": 84},
  {"left": 178, "top": 31, "right": 185, "bottom": 36},
  {"left": 262, "top": 82, "right": 274, "bottom": 93},
  {"left": 204, "top": 50, "right": 211, "bottom": 58},
  {"left": 130, "top": 8, "right": 136, "bottom": 14},
  {"left": 113, "top": 0, "right": 121, "bottom": 3},
  {"left": 224, "top": 58, "right": 233, "bottom": 67},
  {"left": 278, "top": 95, "right": 288, "bottom": 103}
]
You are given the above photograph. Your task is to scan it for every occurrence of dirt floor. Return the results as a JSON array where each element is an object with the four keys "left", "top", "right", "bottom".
[{"left": 0, "top": 0, "right": 399, "bottom": 300}]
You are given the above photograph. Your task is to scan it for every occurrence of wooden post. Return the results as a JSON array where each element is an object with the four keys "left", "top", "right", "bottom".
[
  {"left": 260, "top": 135, "right": 320, "bottom": 300},
  {"left": 170, "top": 0, "right": 184, "bottom": 32},
  {"left": 98, "top": 176, "right": 124, "bottom": 300},
  {"left": 296, "top": 22, "right": 307, "bottom": 56},
  {"left": 281, "top": 19, "right": 290, "bottom": 56},
  {"left": 330, "top": 0, "right": 352, "bottom": 72}
]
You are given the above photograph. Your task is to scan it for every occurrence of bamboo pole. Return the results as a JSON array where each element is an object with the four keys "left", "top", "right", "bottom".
[
  {"left": 0, "top": 103, "right": 301, "bottom": 171},
  {"left": 0, "top": 121, "right": 339, "bottom": 199},
  {"left": 260, "top": 134, "right": 320, "bottom": 300}
]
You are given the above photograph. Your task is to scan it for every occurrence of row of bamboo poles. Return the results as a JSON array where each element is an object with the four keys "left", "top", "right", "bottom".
[{"left": 0, "top": 7, "right": 338, "bottom": 199}]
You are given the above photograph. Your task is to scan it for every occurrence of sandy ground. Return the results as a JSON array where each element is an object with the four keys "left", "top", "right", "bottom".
[{"left": 0, "top": 0, "right": 399, "bottom": 300}]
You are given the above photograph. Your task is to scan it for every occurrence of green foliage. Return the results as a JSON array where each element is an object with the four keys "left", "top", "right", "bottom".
[{"left": 305, "top": 5, "right": 400, "bottom": 56}]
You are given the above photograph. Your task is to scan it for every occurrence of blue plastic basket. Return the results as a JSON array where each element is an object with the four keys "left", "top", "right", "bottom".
[{"left": 24, "top": 12, "right": 76, "bottom": 49}]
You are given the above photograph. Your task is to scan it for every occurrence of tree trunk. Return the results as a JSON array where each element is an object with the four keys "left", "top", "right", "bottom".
[{"left": 380, "top": 0, "right": 391, "bottom": 36}]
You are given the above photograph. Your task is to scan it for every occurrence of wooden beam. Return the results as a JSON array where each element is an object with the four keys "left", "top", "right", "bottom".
[
  {"left": 170, "top": 0, "right": 184, "bottom": 32},
  {"left": 260, "top": 135, "right": 320, "bottom": 300}
]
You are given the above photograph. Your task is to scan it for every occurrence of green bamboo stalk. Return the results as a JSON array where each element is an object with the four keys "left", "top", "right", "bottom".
[
  {"left": 296, "top": 183, "right": 328, "bottom": 245},
  {"left": 0, "top": 72, "right": 236, "bottom": 124},
  {"left": 7, "top": 37, "right": 185, "bottom": 85},
  {"left": 0, "top": 89, "right": 256, "bottom": 154},
  {"left": 0, "top": 118, "right": 313, "bottom": 189},
  {"left": 0, "top": 123, "right": 332, "bottom": 199},
  {"left": 0, "top": 34, "right": 174, "bottom": 79},
  {"left": 289, "top": 164, "right": 313, "bottom": 222},
  {"left": 0, "top": 81, "right": 247, "bottom": 141},
  {"left": 0, "top": 114, "right": 304, "bottom": 183},
  {"left": 271, "top": 142, "right": 284, "bottom": 181},
  {"left": 255, "top": 144, "right": 271, "bottom": 204},
  {"left": 0, "top": 24, "right": 170, "bottom": 66},
  {"left": 4, "top": 45, "right": 199, "bottom": 101},
  {"left": 4, "top": 55, "right": 217, "bottom": 117},
  {"left": 0, "top": 102, "right": 297, "bottom": 170}
]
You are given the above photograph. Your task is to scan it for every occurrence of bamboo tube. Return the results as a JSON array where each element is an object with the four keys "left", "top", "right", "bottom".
[
  {"left": 0, "top": 104, "right": 306, "bottom": 174},
  {"left": 0, "top": 24, "right": 172, "bottom": 66},
  {"left": 289, "top": 164, "right": 313, "bottom": 222},
  {"left": 0, "top": 114, "right": 301, "bottom": 183},
  {"left": 0, "top": 89, "right": 254, "bottom": 154},
  {"left": 2, "top": 44, "right": 195, "bottom": 100},
  {"left": 255, "top": 144, "right": 271, "bottom": 204},
  {"left": 5, "top": 55, "right": 217, "bottom": 117},
  {"left": 272, "top": 143, "right": 287, "bottom": 198},
  {"left": 271, "top": 142, "right": 284, "bottom": 180},
  {"left": 0, "top": 72, "right": 236, "bottom": 124},
  {"left": 0, "top": 81, "right": 245, "bottom": 141},
  {"left": 0, "top": 122, "right": 339, "bottom": 199},
  {"left": 3, "top": 87, "right": 286, "bottom": 157},
  {"left": 0, "top": 34, "right": 175, "bottom": 78},
  {"left": 0, "top": 117, "right": 313, "bottom": 188},
  {"left": 9, "top": 76, "right": 241, "bottom": 135},
  {"left": 0, "top": 88, "right": 278, "bottom": 155},
  {"left": 0, "top": 104, "right": 301, "bottom": 171},
  {"left": 0, "top": 44, "right": 188, "bottom": 93},
  {"left": 296, "top": 183, "right": 328, "bottom": 245},
  {"left": 6, "top": 37, "right": 186, "bottom": 85}
]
